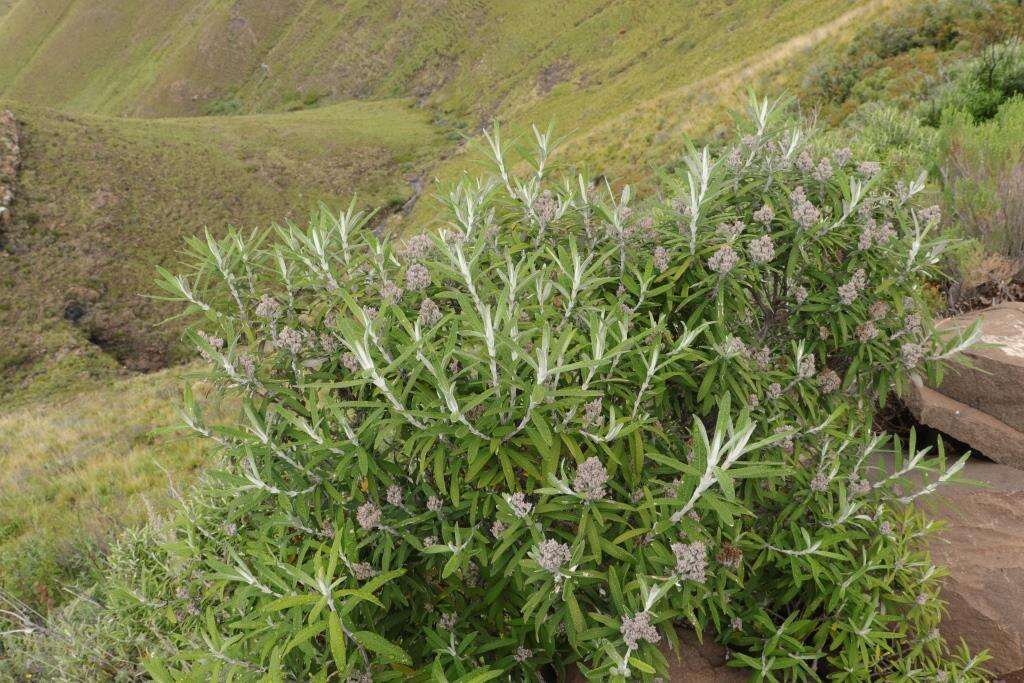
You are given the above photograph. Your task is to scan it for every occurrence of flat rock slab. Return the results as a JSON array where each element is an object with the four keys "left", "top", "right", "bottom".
[
  {"left": 906, "top": 302, "right": 1024, "bottom": 469},
  {"left": 926, "top": 457, "right": 1024, "bottom": 679}
]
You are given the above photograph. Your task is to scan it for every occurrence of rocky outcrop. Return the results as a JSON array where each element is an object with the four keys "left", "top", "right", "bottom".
[
  {"left": 0, "top": 109, "right": 20, "bottom": 225},
  {"left": 928, "top": 457, "right": 1024, "bottom": 680},
  {"left": 906, "top": 302, "right": 1024, "bottom": 469},
  {"left": 568, "top": 628, "right": 747, "bottom": 682}
]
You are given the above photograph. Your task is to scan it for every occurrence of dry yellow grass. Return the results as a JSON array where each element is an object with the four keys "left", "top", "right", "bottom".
[{"left": 0, "top": 365, "right": 226, "bottom": 610}]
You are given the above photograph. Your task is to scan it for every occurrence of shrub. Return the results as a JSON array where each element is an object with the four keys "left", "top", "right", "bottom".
[
  {"left": 821, "top": 103, "right": 940, "bottom": 182},
  {"left": 939, "top": 97, "right": 1024, "bottom": 264},
  {"left": 147, "top": 96, "right": 984, "bottom": 680},
  {"left": 805, "top": 0, "right": 975, "bottom": 113},
  {"left": 923, "top": 41, "right": 1024, "bottom": 125},
  {"left": 0, "top": 525, "right": 177, "bottom": 682}
]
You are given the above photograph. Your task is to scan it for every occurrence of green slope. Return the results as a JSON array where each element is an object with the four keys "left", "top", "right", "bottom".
[
  {"left": 0, "top": 364, "right": 226, "bottom": 608},
  {"left": 0, "top": 99, "right": 445, "bottom": 401},
  {"left": 0, "top": 0, "right": 885, "bottom": 125}
]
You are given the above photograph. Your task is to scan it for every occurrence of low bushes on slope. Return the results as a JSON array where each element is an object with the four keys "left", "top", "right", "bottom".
[{"left": 4, "top": 98, "right": 986, "bottom": 681}]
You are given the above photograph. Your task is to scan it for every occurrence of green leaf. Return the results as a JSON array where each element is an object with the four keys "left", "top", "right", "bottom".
[
  {"left": 351, "top": 631, "right": 412, "bottom": 665},
  {"left": 327, "top": 612, "right": 347, "bottom": 670}
]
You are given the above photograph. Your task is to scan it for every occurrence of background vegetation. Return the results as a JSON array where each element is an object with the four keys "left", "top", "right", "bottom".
[{"left": 2, "top": 0, "right": 1024, "bottom": 678}]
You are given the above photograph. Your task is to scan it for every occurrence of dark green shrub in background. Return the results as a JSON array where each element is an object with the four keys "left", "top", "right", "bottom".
[
  {"left": 923, "top": 41, "right": 1024, "bottom": 126},
  {"left": 138, "top": 95, "right": 989, "bottom": 681}
]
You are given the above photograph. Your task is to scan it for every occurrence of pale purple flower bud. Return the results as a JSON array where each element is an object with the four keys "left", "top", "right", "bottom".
[
  {"left": 753, "top": 204, "right": 775, "bottom": 224},
  {"left": 238, "top": 354, "right": 256, "bottom": 376},
  {"left": 404, "top": 263, "right": 431, "bottom": 292},
  {"left": 915, "top": 593, "right": 928, "bottom": 606},
  {"left": 573, "top": 457, "right": 609, "bottom": 501},
  {"left": 418, "top": 297, "right": 443, "bottom": 326},
  {"left": 852, "top": 268, "right": 867, "bottom": 290},
  {"left": 812, "top": 157, "right": 834, "bottom": 182},
  {"left": 918, "top": 204, "right": 941, "bottom": 225},
  {"left": 582, "top": 397, "right": 603, "bottom": 428},
  {"left": 838, "top": 281, "right": 859, "bottom": 305},
  {"left": 353, "top": 562, "right": 377, "bottom": 580},
  {"left": 341, "top": 352, "right": 359, "bottom": 372},
  {"left": 900, "top": 342, "right": 925, "bottom": 369},
  {"left": 798, "top": 353, "right": 816, "bottom": 379},
  {"left": 748, "top": 234, "right": 775, "bottom": 263},
  {"left": 857, "top": 160, "right": 881, "bottom": 177},
  {"left": 796, "top": 151, "right": 814, "bottom": 173},
  {"left": 534, "top": 190, "right": 557, "bottom": 224},
  {"left": 535, "top": 539, "right": 572, "bottom": 574},
  {"left": 794, "top": 286, "right": 808, "bottom": 304},
  {"left": 858, "top": 223, "right": 874, "bottom": 251},
  {"left": 790, "top": 186, "right": 821, "bottom": 228},
  {"left": 726, "top": 147, "right": 743, "bottom": 170},
  {"left": 767, "top": 383, "right": 782, "bottom": 400},
  {"left": 818, "top": 368, "right": 841, "bottom": 395},
  {"left": 320, "top": 333, "right": 339, "bottom": 353},
  {"left": 672, "top": 541, "right": 707, "bottom": 583},
  {"left": 810, "top": 472, "right": 829, "bottom": 492},
  {"left": 833, "top": 147, "right": 852, "bottom": 167},
  {"left": 438, "top": 612, "right": 457, "bottom": 630},
  {"left": 401, "top": 233, "right": 434, "bottom": 259},
  {"left": 869, "top": 301, "right": 889, "bottom": 320},
  {"left": 356, "top": 502, "right": 381, "bottom": 530},
  {"left": 653, "top": 246, "right": 670, "bottom": 273},
  {"left": 875, "top": 221, "right": 896, "bottom": 244},
  {"left": 721, "top": 335, "right": 747, "bottom": 357},
  {"left": 850, "top": 477, "right": 870, "bottom": 496},
  {"left": 491, "top": 519, "right": 506, "bottom": 538},
  {"left": 754, "top": 347, "right": 773, "bottom": 370},
  {"left": 880, "top": 521, "right": 893, "bottom": 535},
  {"left": 276, "top": 326, "right": 304, "bottom": 354},
  {"left": 856, "top": 320, "right": 879, "bottom": 342},
  {"left": 707, "top": 245, "right": 739, "bottom": 274},
  {"left": 508, "top": 492, "right": 533, "bottom": 518},
  {"left": 513, "top": 646, "right": 533, "bottom": 663},
  {"left": 730, "top": 616, "right": 743, "bottom": 631},
  {"left": 426, "top": 496, "right": 443, "bottom": 512},
  {"left": 386, "top": 485, "right": 404, "bottom": 507},
  {"left": 255, "top": 294, "right": 281, "bottom": 319},
  {"left": 621, "top": 611, "right": 661, "bottom": 649},
  {"left": 380, "top": 280, "right": 403, "bottom": 304}
]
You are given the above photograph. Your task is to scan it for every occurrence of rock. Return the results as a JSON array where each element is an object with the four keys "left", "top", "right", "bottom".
[
  {"left": 567, "top": 628, "right": 747, "bottom": 682},
  {"left": 906, "top": 302, "right": 1024, "bottom": 469},
  {"left": 927, "top": 457, "right": 1024, "bottom": 679},
  {"left": 0, "top": 108, "right": 19, "bottom": 225}
]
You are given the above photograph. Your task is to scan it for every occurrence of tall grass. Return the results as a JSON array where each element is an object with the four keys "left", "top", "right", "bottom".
[{"left": 0, "top": 367, "right": 225, "bottom": 612}]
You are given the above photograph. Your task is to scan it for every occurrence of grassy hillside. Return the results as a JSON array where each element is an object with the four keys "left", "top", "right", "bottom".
[
  {"left": 0, "top": 99, "right": 444, "bottom": 402},
  {"left": 0, "top": 365, "right": 224, "bottom": 611},
  {"left": 0, "top": 1, "right": 886, "bottom": 128}
]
